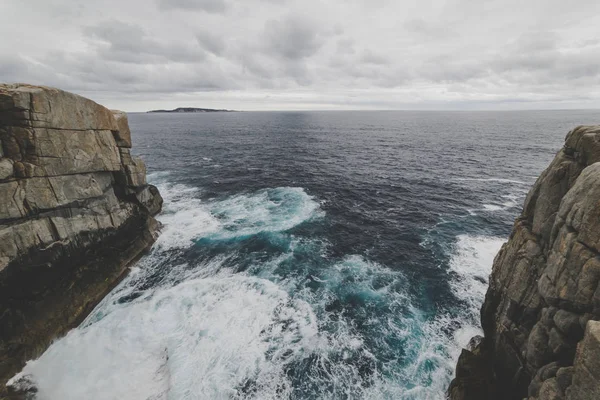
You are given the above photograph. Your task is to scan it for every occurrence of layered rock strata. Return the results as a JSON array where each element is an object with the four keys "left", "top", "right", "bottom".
[
  {"left": 0, "top": 84, "right": 162, "bottom": 393},
  {"left": 449, "top": 126, "right": 600, "bottom": 400}
]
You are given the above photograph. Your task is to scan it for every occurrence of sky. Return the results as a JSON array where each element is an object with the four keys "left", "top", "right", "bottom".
[{"left": 1, "top": 0, "right": 600, "bottom": 111}]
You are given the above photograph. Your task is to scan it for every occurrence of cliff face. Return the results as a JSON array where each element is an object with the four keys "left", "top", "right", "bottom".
[
  {"left": 450, "top": 126, "right": 600, "bottom": 400},
  {"left": 0, "top": 84, "right": 162, "bottom": 391}
]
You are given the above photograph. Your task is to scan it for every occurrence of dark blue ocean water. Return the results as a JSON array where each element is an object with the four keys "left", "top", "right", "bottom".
[{"left": 13, "top": 110, "right": 599, "bottom": 399}]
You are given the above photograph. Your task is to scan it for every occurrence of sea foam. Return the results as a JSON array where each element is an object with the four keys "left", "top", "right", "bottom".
[{"left": 10, "top": 176, "right": 505, "bottom": 400}]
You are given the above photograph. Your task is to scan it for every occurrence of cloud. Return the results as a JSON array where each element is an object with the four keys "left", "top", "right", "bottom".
[
  {"left": 157, "top": 0, "right": 227, "bottom": 13},
  {"left": 360, "top": 50, "right": 389, "bottom": 65},
  {"left": 263, "top": 15, "right": 329, "bottom": 60},
  {"left": 0, "top": 54, "right": 30, "bottom": 82},
  {"left": 84, "top": 20, "right": 207, "bottom": 63},
  {"left": 403, "top": 18, "right": 454, "bottom": 40},
  {"left": 196, "top": 30, "right": 226, "bottom": 55},
  {"left": 487, "top": 31, "right": 600, "bottom": 85},
  {"left": 1, "top": 0, "right": 600, "bottom": 110},
  {"left": 335, "top": 38, "right": 355, "bottom": 55}
]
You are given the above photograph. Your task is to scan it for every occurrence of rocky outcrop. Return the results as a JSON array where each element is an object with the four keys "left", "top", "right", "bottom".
[
  {"left": 566, "top": 321, "right": 600, "bottom": 399},
  {"left": 449, "top": 125, "right": 600, "bottom": 400},
  {"left": 0, "top": 84, "right": 162, "bottom": 393}
]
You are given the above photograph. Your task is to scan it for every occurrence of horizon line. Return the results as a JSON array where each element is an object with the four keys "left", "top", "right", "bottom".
[{"left": 125, "top": 107, "right": 600, "bottom": 114}]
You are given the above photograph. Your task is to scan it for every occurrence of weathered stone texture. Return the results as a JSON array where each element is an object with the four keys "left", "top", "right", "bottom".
[
  {"left": 0, "top": 84, "right": 163, "bottom": 394},
  {"left": 565, "top": 321, "right": 600, "bottom": 400},
  {"left": 450, "top": 125, "right": 600, "bottom": 400},
  {"left": 111, "top": 110, "right": 132, "bottom": 147},
  {"left": 0, "top": 84, "right": 118, "bottom": 130}
]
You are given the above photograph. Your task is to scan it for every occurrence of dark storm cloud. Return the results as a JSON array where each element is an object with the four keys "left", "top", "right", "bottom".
[{"left": 157, "top": 0, "right": 227, "bottom": 13}]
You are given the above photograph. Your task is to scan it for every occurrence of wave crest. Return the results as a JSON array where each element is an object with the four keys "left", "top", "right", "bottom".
[{"left": 150, "top": 175, "right": 322, "bottom": 250}]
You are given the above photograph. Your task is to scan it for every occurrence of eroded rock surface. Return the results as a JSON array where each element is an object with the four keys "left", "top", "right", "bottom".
[
  {"left": 0, "top": 84, "right": 163, "bottom": 394},
  {"left": 450, "top": 125, "right": 600, "bottom": 400}
]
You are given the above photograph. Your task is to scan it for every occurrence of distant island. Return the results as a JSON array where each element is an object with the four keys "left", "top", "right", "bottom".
[{"left": 147, "top": 107, "right": 235, "bottom": 113}]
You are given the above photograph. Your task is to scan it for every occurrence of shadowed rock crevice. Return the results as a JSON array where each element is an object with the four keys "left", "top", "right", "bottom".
[
  {"left": 449, "top": 125, "right": 600, "bottom": 400},
  {"left": 0, "top": 84, "right": 163, "bottom": 395}
]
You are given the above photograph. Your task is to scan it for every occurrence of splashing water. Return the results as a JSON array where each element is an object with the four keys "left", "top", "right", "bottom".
[{"left": 10, "top": 174, "right": 505, "bottom": 399}]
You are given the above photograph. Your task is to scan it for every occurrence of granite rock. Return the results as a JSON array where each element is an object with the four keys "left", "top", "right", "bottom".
[
  {"left": 0, "top": 84, "right": 163, "bottom": 394},
  {"left": 110, "top": 110, "right": 132, "bottom": 148},
  {"left": 565, "top": 321, "right": 600, "bottom": 400},
  {"left": 450, "top": 125, "right": 600, "bottom": 400}
]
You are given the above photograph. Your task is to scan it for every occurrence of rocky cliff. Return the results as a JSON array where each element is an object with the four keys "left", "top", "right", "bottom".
[
  {"left": 449, "top": 126, "right": 600, "bottom": 400},
  {"left": 0, "top": 84, "right": 162, "bottom": 393}
]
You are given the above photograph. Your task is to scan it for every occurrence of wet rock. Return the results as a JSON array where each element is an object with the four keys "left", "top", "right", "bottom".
[
  {"left": 135, "top": 184, "right": 164, "bottom": 216},
  {"left": 467, "top": 335, "right": 483, "bottom": 351},
  {"left": 448, "top": 345, "right": 494, "bottom": 400}
]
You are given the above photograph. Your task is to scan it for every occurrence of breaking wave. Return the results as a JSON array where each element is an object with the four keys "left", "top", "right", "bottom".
[{"left": 10, "top": 176, "right": 505, "bottom": 400}]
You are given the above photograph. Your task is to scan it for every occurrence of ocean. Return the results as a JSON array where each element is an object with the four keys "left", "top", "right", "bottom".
[{"left": 12, "top": 110, "right": 599, "bottom": 399}]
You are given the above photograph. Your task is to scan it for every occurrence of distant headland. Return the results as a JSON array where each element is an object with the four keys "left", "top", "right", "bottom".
[{"left": 147, "top": 107, "right": 235, "bottom": 113}]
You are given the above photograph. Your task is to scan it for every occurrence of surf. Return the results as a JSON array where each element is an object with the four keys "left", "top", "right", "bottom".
[{"left": 10, "top": 174, "right": 505, "bottom": 399}]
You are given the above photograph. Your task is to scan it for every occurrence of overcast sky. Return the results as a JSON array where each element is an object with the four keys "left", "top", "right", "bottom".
[{"left": 1, "top": 0, "right": 600, "bottom": 111}]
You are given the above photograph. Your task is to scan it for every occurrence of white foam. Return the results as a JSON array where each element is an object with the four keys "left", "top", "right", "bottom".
[
  {"left": 482, "top": 204, "right": 503, "bottom": 211},
  {"left": 149, "top": 175, "right": 323, "bottom": 250},
  {"left": 8, "top": 175, "right": 507, "bottom": 399},
  {"left": 154, "top": 182, "right": 221, "bottom": 250},
  {"left": 448, "top": 234, "right": 505, "bottom": 327},
  {"left": 146, "top": 172, "right": 221, "bottom": 250},
  {"left": 10, "top": 256, "right": 406, "bottom": 399},
  {"left": 501, "top": 192, "right": 525, "bottom": 209},
  {"left": 391, "top": 234, "right": 505, "bottom": 399},
  {"left": 9, "top": 180, "right": 330, "bottom": 399},
  {"left": 478, "top": 189, "right": 527, "bottom": 213},
  {"left": 207, "top": 187, "right": 324, "bottom": 240},
  {"left": 11, "top": 273, "right": 321, "bottom": 400}
]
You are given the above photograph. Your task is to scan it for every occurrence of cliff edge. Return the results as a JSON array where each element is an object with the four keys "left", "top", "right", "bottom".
[
  {"left": 449, "top": 125, "right": 600, "bottom": 400},
  {"left": 0, "top": 84, "right": 163, "bottom": 393}
]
